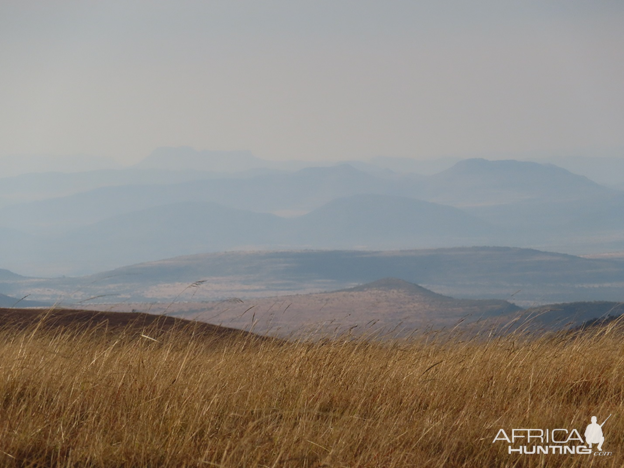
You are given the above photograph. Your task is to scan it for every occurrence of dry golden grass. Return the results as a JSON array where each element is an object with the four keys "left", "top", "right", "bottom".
[{"left": 0, "top": 317, "right": 623, "bottom": 467}]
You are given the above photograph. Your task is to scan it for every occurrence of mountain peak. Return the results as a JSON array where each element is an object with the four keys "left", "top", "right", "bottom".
[{"left": 344, "top": 278, "right": 446, "bottom": 298}]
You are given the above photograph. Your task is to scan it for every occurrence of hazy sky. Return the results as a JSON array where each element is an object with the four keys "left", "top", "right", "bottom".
[{"left": 1, "top": 1, "right": 623, "bottom": 164}]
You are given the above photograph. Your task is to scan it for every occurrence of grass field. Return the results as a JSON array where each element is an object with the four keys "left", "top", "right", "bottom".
[{"left": 0, "top": 312, "right": 622, "bottom": 467}]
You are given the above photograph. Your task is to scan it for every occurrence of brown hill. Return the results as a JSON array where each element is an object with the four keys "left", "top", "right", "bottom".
[
  {"left": 180, "top": 278, "right": 521, "bottom": 336},
  {"left": 0, "top": 308, "right": 265, "bottom": 343}
]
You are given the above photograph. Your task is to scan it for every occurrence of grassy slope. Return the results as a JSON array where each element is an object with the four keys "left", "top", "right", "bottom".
[
  {"left": 1, "top": 311, "right": 623, "bottom": 467},
  {"left": 184, "top": 278, "right": 521, "bottom": 336}
]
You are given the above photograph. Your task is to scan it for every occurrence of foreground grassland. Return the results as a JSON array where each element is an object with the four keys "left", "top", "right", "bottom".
[{"left": 0, "top": 319, "right": 623, "bottom": 467}]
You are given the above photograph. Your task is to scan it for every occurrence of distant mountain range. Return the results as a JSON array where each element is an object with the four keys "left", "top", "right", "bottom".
[
  {"left": 127, "top": 147, "right": 624, "bottom": 188},
  {"left": 1, "top": 194, "right": 495, "bottom": 275},
  {"left": 0, "top": 164, "right": 409, "bottom": 234},
  {"left": 2, "top": 158, "right": 611, "bottom": 231},
  {"left": 1, "top": 150, "right": 623, "bottom": 276}
]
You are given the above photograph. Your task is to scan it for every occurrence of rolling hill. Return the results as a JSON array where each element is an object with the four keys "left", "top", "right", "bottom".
[
  {"left": 2, "top": 247, "right": 623, "bottom": 307},
  {"left": 0, "top": 307, "right": 267, "bottom": 342},
  {"left": 183, "top": 277, "right": 521, "bottom": 335}
]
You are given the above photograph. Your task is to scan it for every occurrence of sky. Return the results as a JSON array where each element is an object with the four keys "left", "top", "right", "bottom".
[{"left": 1, "top": 1, "right": 623, "bottom": 164}]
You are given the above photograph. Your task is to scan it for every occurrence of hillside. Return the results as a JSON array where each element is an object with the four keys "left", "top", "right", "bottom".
[
  {"left": 2, "top": 307, "right": 623, "bottom": 466},
  {"left": 181, "top": 278, "right": 521, "bottom": 335},
  {"left": 0, "top": 308, "right": 264, "bottom": 342}
]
